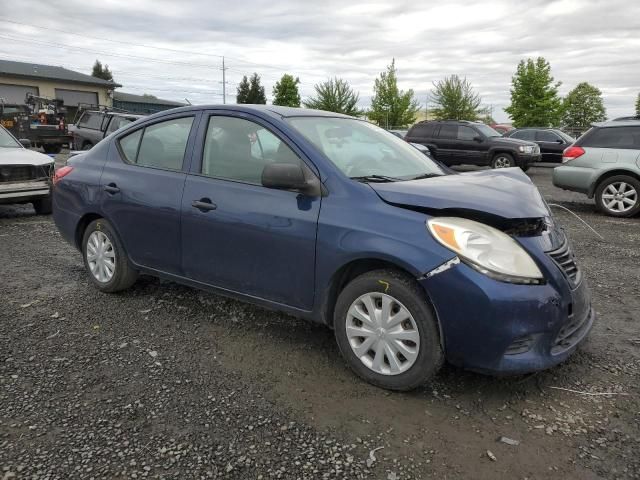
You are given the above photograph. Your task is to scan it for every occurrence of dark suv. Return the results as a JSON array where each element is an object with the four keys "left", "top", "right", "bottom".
[
  {"left": 73, "top": 110, "right": 143, "bottom": 150},
  {"left": 406, "top": 120, "right": 541, "bottom": 170}
]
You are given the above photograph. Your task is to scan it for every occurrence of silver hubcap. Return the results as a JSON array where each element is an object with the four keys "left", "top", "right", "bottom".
[
  {"left": 86, "top": 231, "right": 116, "bottom": 283},
  {"left": 346, "top": 292, "right": 420, "bottom": 376},
  {"left": 493, "top": 156, "right": 511, "bottom": 168},
  {"left": 601, "top": 182, "right": 637, "bottom": 213}
]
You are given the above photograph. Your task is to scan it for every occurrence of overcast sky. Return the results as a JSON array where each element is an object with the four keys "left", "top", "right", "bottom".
[{"left": 1, "top": 0, "right": 638, "bottom": 122}]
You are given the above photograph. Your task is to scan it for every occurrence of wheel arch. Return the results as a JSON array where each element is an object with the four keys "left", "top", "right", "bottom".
[
  {"left": 74, "top": 212, "right": 104, "bottom": 249},
  {"left": 320, "top": 257, "right": 442, "bottom": 341},
  {"left": 588, "top": 168, "right": 640, "bottom": 198}
]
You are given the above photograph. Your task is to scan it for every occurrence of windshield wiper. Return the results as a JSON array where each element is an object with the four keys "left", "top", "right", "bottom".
[
  {"left": 408, "top": 173, "right": 443, "bottom": 180},
  {"left": 350, "top": 174, "right": 403, "bottom": 183}
]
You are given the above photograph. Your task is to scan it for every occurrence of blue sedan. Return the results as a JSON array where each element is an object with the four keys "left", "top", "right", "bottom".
[{"left": 52, "top": 105, "right": 593, "bottom": 391}]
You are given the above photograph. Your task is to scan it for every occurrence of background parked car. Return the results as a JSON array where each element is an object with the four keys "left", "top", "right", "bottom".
[
  {"left": 73, "top": 109, "right": 144, "bottom": 150},
  {"left": 0, "top": 125, "right": 54, "bottom": 214},
  {"left": 505, "top": 128, "right": 575, "bottom": 163},
  {"left": 553, "top": 118, "right": 640, "bottom": 217},
  {"left": 405, "top": 120, "right": 540, "bottom": 170},
  {"left": 490, "top": 124, "right": 514, "bottom": 135}
]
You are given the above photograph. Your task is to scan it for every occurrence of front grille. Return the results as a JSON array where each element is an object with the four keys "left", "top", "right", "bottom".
[
  {"left": 548, "top": 240, "right": 581, "bottom": 287},
  {"left": 0, "top": 164, "right": 52, "bottom": 183},
  {"left": 551, "top": 308, "right": 592, "bottom": 355}
]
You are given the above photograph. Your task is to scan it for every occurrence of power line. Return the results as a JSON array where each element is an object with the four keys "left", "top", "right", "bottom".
[{"left": 0, "top": 17, "right": 293, "bottom": 72}]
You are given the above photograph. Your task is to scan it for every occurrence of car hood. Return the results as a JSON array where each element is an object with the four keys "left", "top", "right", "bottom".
[
  {"left": 0, "top": 148, "right": 54, "bottom": 166},
  {"left": 369, "top": 168, "right": 550, "bottom": 220},
  {"left": 490, "top": 136, "right": 536, "bottom": 147}
]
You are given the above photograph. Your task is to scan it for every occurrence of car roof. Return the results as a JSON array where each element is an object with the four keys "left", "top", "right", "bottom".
[
  {"left": 593, "top": 119, "right": 640, "bottom": 128},
  {"left": 145, "top": 104, "right": 354, "bottom": 121}
]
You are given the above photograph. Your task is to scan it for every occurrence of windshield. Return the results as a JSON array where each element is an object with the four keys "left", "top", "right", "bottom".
[
  {"left": 474, "top": 124, "right": 502, "bottom": 138},
  {"left": 0, "top": 127, "right": 21, "bottom": 148},
  {"left": 286, "top": 117, "right": 445, "bottom": 180}
]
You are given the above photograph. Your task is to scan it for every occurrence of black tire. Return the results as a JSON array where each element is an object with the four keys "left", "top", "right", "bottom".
[
  {"left": 82, "top": 142, "right": 93, "bottom": 151},
  {"left": 521, "top": 164, "right": 530, "bottom": 172},
  {"left": 32, "top": 196, "right": 52, "bottom": 215},
  {"left": 82, "top": 219, "right": 138, "bottom": 293},
  {"left": 491, "top": 153, "right": 515, "bottom": 169},
  {"left": 42, "top": 144, "right": 62, "bottom": 154},
  {"left": 594, "top": 175, "right": 640, "bottom": 218},
  {"left": 333, "top": 269, "right": 443, "bottom": 391}
]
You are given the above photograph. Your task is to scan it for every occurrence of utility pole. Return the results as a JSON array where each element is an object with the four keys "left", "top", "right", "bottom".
[{"left": 222, "top": 56, "right": 226, "bottom": 104}]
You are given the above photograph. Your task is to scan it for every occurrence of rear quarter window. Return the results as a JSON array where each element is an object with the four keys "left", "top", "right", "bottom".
[
  {"left": 78, "top": 112, "right": 105, "bottom": 130},
  {"left": 580, "top": 126, "right": 640, "bottom": 149},
  {"left": 408, "top": 123, "right": 436, "bottom": 138}
]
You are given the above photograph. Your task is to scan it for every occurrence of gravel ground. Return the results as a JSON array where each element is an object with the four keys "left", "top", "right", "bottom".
[{"left": 1, "top": 162, "right": 639, "bottom": 479}]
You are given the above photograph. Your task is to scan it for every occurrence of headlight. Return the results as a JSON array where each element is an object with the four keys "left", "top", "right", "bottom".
[
  {"left": 518, "top": 145, "right": 535, "bottom": 154},
  {"left": 427, "top": 217, "right": 544, "bottom": 284}
]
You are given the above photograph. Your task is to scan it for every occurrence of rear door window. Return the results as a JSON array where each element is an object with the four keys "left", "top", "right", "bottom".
[
  {"left": 117, "top": 116, "right": 194, "bottom": 170},
  {"left": 438, "top": 124, "right": 457, "bottom": 139},
  {"left": 511, "top": 130, "right": 535, "bottom": 141},
  {"left": 581, "top": 127, "right": 640, "bottom": 149}
]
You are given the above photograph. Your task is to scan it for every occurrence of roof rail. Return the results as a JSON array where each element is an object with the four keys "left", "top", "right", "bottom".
[
  {"left": 76, "top": 102, "right": 130, "bottom": 114},
  {"left": 612, "top": 115, "right": 640, "bottom": 121}
]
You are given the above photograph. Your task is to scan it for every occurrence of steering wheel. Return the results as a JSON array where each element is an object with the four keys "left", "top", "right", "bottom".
[{"left": 345, "top": 154, "right": 389, "bottom": 177}]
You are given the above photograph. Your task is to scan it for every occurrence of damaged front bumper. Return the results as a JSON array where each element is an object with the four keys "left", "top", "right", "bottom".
[{"left": 419, "top": 245, "right": 594, "bottom": 375}]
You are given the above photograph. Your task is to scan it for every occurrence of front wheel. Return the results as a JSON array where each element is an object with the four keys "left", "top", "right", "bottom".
[
  {"left": 491, "top": 153, "right": 515, "bottom": 169},
  {"left": 82, "top": 219, "right": 138, "bottom": 292},
  {"left": 33, "top": 196, "right": 52, "bottom": 215},
  {"left": 595, "top": 175, "right": 640, "bottom": 217},
  {"left": 334, "top": 269, "right": 443, "bottom": 391},
  {"left": 43, "top": 144, "right": 62, "bottom": 154}
]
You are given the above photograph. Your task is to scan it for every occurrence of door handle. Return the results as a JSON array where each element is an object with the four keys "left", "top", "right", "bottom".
[
  {"left": 192, "top": 198, "right": 217, "bottom": 212},
  {"left": 104, "top": 183, "right": 120, "bottom": 194}
]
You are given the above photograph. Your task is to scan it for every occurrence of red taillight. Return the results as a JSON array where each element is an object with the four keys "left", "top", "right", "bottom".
[
  {"left": 562, "top": 146, "right": 585, "bottom": 163},
  {"left": 53, "top": 166, "right": 74, "bottom": 185}
]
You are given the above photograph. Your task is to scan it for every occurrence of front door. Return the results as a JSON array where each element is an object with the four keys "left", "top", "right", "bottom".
[
  {"left": 181, "top": 112, "right": 321, "bottom": 310},
  {"left": 535, "top": 130, "right": 566, "bottom": 162},
  {"left": 100, "top": 113, "right": 199, "bottom": 275}
]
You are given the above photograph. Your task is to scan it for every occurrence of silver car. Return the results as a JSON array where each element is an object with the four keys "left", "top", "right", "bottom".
[
  {"left": 553, "top": 118, "right": 640, "bottom": 217},
  {"left": 0, "top": 125, "right": 55, "bottom": 214}
]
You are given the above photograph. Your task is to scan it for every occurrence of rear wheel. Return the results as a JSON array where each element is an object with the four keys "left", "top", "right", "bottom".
[
  {"left": 82, "top": 219, "right": 138, "bottom": 292},
  {"left": 491, "top": 153, "right": 515, "bottom": 169},
  {"left": 82, "top": 142, "right": 93, "bottom": 151},
  {"left": 33, "top": 196, "right": 52, "bottom": 215},
  {"left": 595, "top": 175, "right": 640, "bottom": 217},
  {"left": 43, "top": 144, "right": 62, "bottom": 154},
  {"left": 333, "top": 269, "right": 443, "bottom": 391}
]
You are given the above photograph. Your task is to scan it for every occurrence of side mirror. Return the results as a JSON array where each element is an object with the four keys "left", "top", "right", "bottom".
[
  {"left": 261, "top": 163, "right": 321, "bottom": 196},
  {"left": 555, "top": 139, "right": 564, "bottom": 144},
  {"left": 19, "top": 138, "right": 32, "bottom": 148},
  {"left": 473, "top": 135, "right": 483, "bottom": 143}
]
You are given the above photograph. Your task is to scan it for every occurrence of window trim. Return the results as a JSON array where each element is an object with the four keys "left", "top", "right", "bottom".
[
  {"left": 188, "top": 110, "right": 320, "bottom": 188},
  {"left": 115, "top": 113, "right": 199, "bottom": 172}
]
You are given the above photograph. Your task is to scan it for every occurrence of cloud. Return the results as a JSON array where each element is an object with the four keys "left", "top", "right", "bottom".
[{"left": 2, "top": 0, "right": 638, "bottom": 122}]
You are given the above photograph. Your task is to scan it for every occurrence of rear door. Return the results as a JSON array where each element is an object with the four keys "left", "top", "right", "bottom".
[
  {"left": 434, "top": 123, "right": 458, "bottom": 164},
  {"left": 180, "top": 111, "right": 321, "bottom": 309},
  {"left": 99, "top": 112, "right": 200, "bottom": 274}
]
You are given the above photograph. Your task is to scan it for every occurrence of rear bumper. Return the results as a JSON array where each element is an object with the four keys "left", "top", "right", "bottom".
[
  {"left": 420, "top": 259, "right": 593, "bottom": 375},
  {"left": 552, "top": 165, "right": 597, "bottom": 196},
  {"left": 0, "top": 181, "right": 50, "bottom": 203}
]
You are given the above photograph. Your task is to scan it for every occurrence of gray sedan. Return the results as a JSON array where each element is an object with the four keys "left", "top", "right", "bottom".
[{"left": 553, "top": 119, "right": 640, "bottom": 217}]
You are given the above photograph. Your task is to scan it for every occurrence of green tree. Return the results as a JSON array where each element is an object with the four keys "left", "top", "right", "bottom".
[
  {"left": 635, "top": 93, "right": 640, "bottom": 117},
  {"left": 303, "top": 77, "right": 363, "bottom": 116},
  {"left": 91, "top": 59, "right": 113, "bottom": 81},
  {"left": 237, "top": 73, "right": 266, "bottom": 104},
  {"left": 561, "top": 82, "right": 606, "bottom": 129},
  {"left": 272, "top": 74, "right": 301, "bottom": 107},
  {"left": 505, "top": 57, "right": 562, "bottom": 127},
  {"left": 368, "top": 60, "right": 420, "bottom": 128},
  {"left": 430, "top": 75, "right": 483, "bottom": 121}
]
